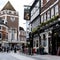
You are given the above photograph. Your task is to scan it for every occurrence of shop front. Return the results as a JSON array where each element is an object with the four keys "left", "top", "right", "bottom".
[
  {"left": 48, "top": 26, "right": 60, "bottom": 55},
  {"left": 51, "top": 26, "right": 60, "bottom": 55},
  {"left": 40, "top": 20, "right": 60, "bottom": 55}
]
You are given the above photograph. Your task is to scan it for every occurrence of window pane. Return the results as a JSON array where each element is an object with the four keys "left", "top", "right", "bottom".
[
  {"left": 44, "top": 13, "right": 46, "bottom": 22},
  {"left": 41, "top": 15, "right": 43, "bottom": 23},
  {"left": 55, "top": 5, "right": 58, "bottom": 16},
  {"left": 51, "top": 8, "right": 54, "bottom": 18},
  {"left": 47, "top": 11, "right": 50, "bottom": 20},
  {"left": 43, "top": 40, "right": 47, "bottom": 47}
]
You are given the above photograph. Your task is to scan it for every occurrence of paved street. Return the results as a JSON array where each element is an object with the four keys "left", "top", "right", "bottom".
[
  {"left": 0, "top": 52, "right": 60, "bottom": 60},
  {"left": 0, "top": 52, "right": 37, "bottom": 60},
  {"left": 0, "top": 52, "right": 20, "bottom": 60},
  {"left": 9, "top": 52, "right": 60, "bottom": 60}
]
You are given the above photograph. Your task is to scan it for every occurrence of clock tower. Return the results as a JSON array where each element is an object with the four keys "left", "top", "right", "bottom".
[{"left": 0, "top": 1, "right": 19, "bottom": 47}]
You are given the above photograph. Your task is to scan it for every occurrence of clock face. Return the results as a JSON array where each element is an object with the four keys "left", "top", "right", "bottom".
[{"left": 10, "top": 16, "right": 15, "bottom": 22}]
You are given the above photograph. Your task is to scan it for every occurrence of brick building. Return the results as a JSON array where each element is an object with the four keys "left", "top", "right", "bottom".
[
  {"left": 40, "top": 0, "right": 60, "bottom": 55},
  {"left": 19, "top": 27, "right": 26, "bottom": 47},
  {"left": 30, "top": 0, "right": 40, "bottom": 52},
  {"left": 0, "top": 1, "right": 19, "bottom": 48},
  {"left": 29, "top": 0, "right": 60, "bottom": 55},
  {"left": 0, "top": 18, "right": 8, "bottom": 47}
]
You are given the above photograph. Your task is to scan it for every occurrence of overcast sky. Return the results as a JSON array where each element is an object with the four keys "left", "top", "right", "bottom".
[{"left": 0, "top": 0, "right": 34, "bottom": 30}]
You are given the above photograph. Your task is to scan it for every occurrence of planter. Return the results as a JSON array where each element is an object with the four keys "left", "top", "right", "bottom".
[{"left": 40, "top": 15, "right": 59, "bottom": 27}]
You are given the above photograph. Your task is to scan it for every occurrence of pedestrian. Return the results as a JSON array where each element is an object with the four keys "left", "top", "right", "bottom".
[
  {"left": 0, "top": 46, "right": 2, "bottom": 52},
  {"left": 4, "top": 47, "right": 6, "bottom": 52},
  {"left": 22, "top": 46, "right": 24, "bottom": 53},
  {"left": 14, "top": 46, "right": 17, "bottom": 53},
  {"left": 7, "top": 47, "right": 9, "bottom": 53},
  {"left": 57, "top": 47, "right": 60, "bottom": 56}
]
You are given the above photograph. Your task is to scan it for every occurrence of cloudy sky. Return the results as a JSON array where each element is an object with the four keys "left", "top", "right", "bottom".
[{"left": 0, "top": 0, "right": 34, "bottom": 30}]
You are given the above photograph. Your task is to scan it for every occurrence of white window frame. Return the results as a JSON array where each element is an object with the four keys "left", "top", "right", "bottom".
[
  {"left": 41, "top": 15, "right": 44, "bottom": 23},
  {"left": 44, "top": 13, "right": 46, "bottom": 22},
  {"left": 11, "top": 11, "right": 14, "bottom": 14},
  {"left": 55, "top": 5, "right": 58, "bottom": 16},
  {"left": 51, "top": 8, "right": 54, "bottom": 18},
  {"left": 7, "top": 10, "right": 10, "bottom": 14},
  {"left": 47, "top": 10, "right": 50, "bottom": 20},
  {"left": 3, "top": 10, "right": 7, "bottom": 14}
]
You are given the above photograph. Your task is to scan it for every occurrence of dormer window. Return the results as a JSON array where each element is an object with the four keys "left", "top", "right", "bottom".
[
  {"left": 9, "top": 11, "right": 11, "bottom": 14},
  {"left": 7, "top": 10, "right": 9, "bottom": 14},
  {"left": 11, "top": 11, "right": 14, "bottom": 14},
  {"left": 3, "top": 10, "right": 7, "bottom": 14},
  {"left": 1, "top": 11, "right": 3, "bottom": 14}
]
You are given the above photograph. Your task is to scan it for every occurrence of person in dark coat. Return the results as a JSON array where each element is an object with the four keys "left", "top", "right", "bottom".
[
  {"left": 7, "top": 47, "right": 9, "bottom": 53},
  {"left": 57, "top": 47, "right": 60, "bottom": 56},
  {"left": 14, "top": 46, "right": 17, "bottom": 53}
]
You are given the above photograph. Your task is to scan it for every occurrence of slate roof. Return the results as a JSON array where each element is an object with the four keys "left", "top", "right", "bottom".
[{"left": 1, "top": 1, "right": 16, "bottom": 11}]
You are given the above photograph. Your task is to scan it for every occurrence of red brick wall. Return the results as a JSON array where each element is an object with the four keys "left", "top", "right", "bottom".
[
  {"left": 41, "top": 0, "right": 57, "bottom": 12},
  {"left": 43, "top": 0, "right": 47, "bottom": 5}
]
